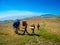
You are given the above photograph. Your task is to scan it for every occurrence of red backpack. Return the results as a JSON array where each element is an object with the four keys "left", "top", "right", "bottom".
[{"left": 22, "top": 21, "right": 27, "bottom": 26}]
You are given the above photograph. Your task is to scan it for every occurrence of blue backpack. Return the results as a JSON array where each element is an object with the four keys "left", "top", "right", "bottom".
[{"left": 13, "top": 21, "right": 20, "bottom": 28}]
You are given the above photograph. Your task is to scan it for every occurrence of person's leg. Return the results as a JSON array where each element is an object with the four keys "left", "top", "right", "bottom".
[
  {"left": 15, "top": 28, "right": 18, "bottom": 34},
  {"left": 26, "top": 30, "right": 29, "bottom": 34},
  {"left": 25, "top": 28, "right": 29, "bottom": 34},
  {"left": 38, "top": 27, "right": 39, "bottom": 30},
  {"left": 23, "top": 29, "right": 26, "bottom": 34},
  {"left": 32, "top": 29, "right": 34, "bottom": 35},
  {"left": 38, "top": 27, "right": 40, "bottom": 30},
  {"left": 37, "top": 27, "right": 39, "bottom": 30}
]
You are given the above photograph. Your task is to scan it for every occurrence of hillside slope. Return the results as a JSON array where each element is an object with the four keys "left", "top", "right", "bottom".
[{"left": 0, "top": 16, "right": 60, "bottom": 45}]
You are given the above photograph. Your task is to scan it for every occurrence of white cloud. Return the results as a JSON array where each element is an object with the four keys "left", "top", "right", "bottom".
[{"left": 0, "top": 10, "right": 47, "bottom": 19}]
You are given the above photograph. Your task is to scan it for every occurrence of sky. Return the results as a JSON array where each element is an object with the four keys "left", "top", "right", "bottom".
[{"left": 0, "top": 0, "right": 60, "bottom": 21}]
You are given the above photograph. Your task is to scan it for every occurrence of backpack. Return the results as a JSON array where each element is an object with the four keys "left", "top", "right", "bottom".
[
  {"left": 37, "top": 24, "right": 40, "bottom": 28},
  {"left": 13, "top": 21, "right": 20, "bottom": 28},
  {"left": 22, "top": 21, "right": 27, "bottom": 26}
]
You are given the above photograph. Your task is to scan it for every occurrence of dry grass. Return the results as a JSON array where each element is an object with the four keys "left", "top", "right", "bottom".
[{"left": 0, "top": 16, "right": 60, "bottom": 45}]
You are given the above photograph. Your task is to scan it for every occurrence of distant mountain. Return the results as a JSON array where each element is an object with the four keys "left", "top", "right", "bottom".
[
  {"left": 41, "top": 14, "right": 56, "bottom": 17},
  {"left": 0, "top": 14, "right": 58, "bottom": 22}
]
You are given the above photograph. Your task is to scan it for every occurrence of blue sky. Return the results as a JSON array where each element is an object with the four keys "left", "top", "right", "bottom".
[{"left": 0, "top": 0, "right": 60, "bottom": 21}]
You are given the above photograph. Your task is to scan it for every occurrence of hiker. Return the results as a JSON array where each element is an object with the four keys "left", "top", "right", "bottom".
[
  {"left": 22, "top": 20, "right": 29, "bottom": 34},
  {"left": 13, "top": 19, "right": 20, "bottom": 34},
  {"left": 30, "top": 24, "right": 35, "bottom": 35},
  {"left": 37, "top": 24, "right": 40, "bottom": 30}
]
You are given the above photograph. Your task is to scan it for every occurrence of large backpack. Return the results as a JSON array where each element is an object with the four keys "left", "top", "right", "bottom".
[
  {"left": 22, "top": 21, "right": 27, "bottom": 26},
  {"left": 13, "top": 21, "right": 20, "bottom": 28}
]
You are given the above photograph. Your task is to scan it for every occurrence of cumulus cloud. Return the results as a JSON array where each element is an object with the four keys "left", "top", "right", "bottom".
[{"left": 0, "top": 10, "right": 47, "bottom": 20}]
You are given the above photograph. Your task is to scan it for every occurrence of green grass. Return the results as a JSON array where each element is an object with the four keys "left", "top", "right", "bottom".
[
  {"left": 39, "top": 21, "right": 60, "bottom": 42},
  {"left": 0, "top": 18, "right": 60, "bottom": 45}
]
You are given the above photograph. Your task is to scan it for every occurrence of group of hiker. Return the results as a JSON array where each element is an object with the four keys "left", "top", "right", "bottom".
[{"left": 13, "top": 19, "right": 40, "bottom": 35}]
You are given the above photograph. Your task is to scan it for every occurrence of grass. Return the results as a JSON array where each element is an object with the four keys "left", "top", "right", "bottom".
[
  {"left": 0, "top": 17, "right": 60, "bottom": 45},
  {"left": 39, "top": 20, "right": 60, "bottom": 42}
]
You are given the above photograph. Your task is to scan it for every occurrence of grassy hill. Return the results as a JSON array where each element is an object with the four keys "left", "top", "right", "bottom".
[{"left": 0, "top": 16, "right": 60, "bottom": 45}]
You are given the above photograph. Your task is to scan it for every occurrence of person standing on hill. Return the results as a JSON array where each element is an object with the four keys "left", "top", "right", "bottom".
[
  {"left": 37, "top": 24, "right": 40, "bottom": 30},
  {"left": 22, "top": 20, "right": 29, "bottom": 34},
  {"left": 30, "top": 24, "right": 35, "bottom": 35},
  {"left": 13, "top": 19, "right": 20, "bottom": 34}
]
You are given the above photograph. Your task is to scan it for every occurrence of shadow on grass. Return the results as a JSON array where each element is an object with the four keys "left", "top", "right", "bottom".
[
  {"left": 27, "top": 34, "right": 40, "bottom": 37},
  {"left": 17, "top": 33, "right": 40, "bottom": 37},
  {"left": 17, "top": 30, "right": 41, "bottom": 37}
]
